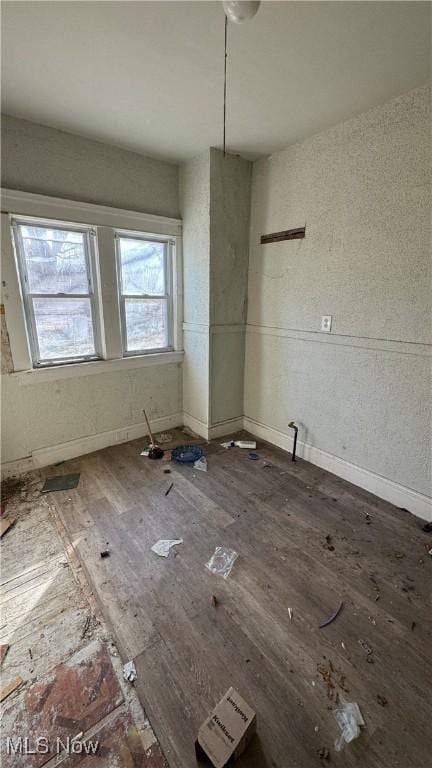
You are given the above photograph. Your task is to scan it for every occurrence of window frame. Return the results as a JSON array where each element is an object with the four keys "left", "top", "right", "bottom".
[
  {"left": 115, "top": 230, "right": 174, "bottom": 357},
  {"left": 11, "top": 216, "right": 102, "bottom": 367},
  {"left": 1, "top": 188, "right": 183, "bottom": 380}
]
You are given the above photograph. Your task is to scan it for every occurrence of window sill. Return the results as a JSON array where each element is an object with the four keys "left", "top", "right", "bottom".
[{"left": 11, "top": 350, "right": 184, "bottom": 386}]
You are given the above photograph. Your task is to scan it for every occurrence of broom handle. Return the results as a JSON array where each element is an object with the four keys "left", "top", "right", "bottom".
[{"left": 143, "top": 409, "right": 155, "bottom": 446}]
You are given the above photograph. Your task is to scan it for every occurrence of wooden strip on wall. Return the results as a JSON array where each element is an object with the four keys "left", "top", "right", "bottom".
[{"left": 260, "top": 226, "right": 305, "bottom": 244}]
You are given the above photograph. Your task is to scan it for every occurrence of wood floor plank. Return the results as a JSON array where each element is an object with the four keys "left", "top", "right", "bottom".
[{"left": 46, "top": 428, "right": 432, "bottom": 768}]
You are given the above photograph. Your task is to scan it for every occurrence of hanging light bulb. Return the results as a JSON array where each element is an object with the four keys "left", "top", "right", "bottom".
[{"left": 223, "top": 1, "right": 260, "bottom": 24}]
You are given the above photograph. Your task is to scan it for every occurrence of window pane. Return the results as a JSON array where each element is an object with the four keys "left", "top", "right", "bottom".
[
  {"left": 33, "top": 298, "right": 95, "bottom": 360},
  {"left": 19, "top": 225, "right": 89, "bottom": 294},
  {"left": 124, "top": 299, "right": 168, "bottom": 351},
  {"left": 119, "top": 238, "right": 165, "bottom": 295}
]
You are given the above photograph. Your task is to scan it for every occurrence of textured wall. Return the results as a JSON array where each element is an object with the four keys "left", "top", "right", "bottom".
[
  {"left": 211, "top": 330, "right": 246, "bottom": 424},
  {"left": 180, "top": 149, "right": 252, "bottom": 432},
  {"left": 209, "top": 149, "right": 251, "bottom": 425},
  {"left": 245, "top": 85, "right": 431, "bottom": 496},
  {"left": 182, "top": 329, "right": 209, "bottom": 426},
  {"left": 180, "top": 151, "right": 211, "bottom": 326},
  {"left": 210, "top": 149, "right": 251, "bottom": 326},
  {"left": 1, "top": 115, "right": 180, "bottom": 218},
  {"left": 1, "top": 116, "right": 182, "bottom": 463},
  {"left": 1, "top": 364, "right": 182, "bottom": 463},
  {"left": 180, "top": 150, "right": 211, "bottom": 428},
  {"left": 1, "top": 306, "right": 13, "bottom": 374}
]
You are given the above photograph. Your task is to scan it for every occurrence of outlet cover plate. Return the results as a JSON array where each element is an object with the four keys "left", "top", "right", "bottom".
[{"left": 321, "top": 315, "right": 332, "bottom": 332}]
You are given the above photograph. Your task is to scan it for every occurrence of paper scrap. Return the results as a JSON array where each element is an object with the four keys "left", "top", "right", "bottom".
[
  {"left": 123, "top": 660, "right": 137, "bottom": 683},
  {"left": 151, "top": 539, "right": 183, "bottom": 557},
  {"left": 194, "top": 456, "right": 208, "bottom": 472}
]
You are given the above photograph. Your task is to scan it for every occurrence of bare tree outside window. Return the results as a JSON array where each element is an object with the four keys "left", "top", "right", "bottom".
[
  {"left": 12, "top": 217, "right": 175, "bottom": 367},
  {"left": 14, "top": 222, "right": 98, "bottom": 364},
  {"left": 117, "top": 236, "right": 171, "bottom": 353}
]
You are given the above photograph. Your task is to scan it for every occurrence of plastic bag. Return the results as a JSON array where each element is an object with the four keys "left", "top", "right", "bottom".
[
  {"left": 151, "top": 539, "right": 183, "bottom": 557},
  {"left": 333, "top": 696, "right": 365, "bottom": 751},
  {"left": 206, "top": 546, "right": 238, "bottom": 579},
  {"left": 194, "top": 456, "right": 208, "bottom": 472}
]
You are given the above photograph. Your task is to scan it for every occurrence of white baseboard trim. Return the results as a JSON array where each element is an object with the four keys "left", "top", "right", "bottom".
[
  {"left": 3, "top": 408, "right": 430, "bottom": 523},
  {"left": 208, "top": 417, "right": 244, "bottom": 439},
  {"left": 1, "top": 412, "right": 183, "bottom": 477},
  {"left": 243, "top": 416, "right": 432, "bottom": 522},
  {"left": 182, "top": 412, "right": 210, "bottom": 440},
  {"left": 182, "top": 413, "right": 244, "bottom": 440}
]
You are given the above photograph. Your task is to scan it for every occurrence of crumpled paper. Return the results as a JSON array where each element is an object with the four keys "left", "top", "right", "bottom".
[
  {"left": 151, "top": 539, "right": 183, "bottom": 557},
  {"left": 123, "top": 660, "right": 137, "bottom": 683}
]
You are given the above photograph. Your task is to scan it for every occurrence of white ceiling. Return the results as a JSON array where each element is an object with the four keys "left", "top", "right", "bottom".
[{"left": 1, "top": 1, "right": 430, "bottom": 163}]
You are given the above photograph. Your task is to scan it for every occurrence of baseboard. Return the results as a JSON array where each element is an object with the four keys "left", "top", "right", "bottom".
[
  {"left": 183, "top": 413, "right": 244, "bottom": 440},
  {"left": 182, "top": 412, "right": 210, "bottom": 440},
  {"left": 3, "top": 409, "right": 430, "bottom": 523},
  {"left": 208, "top": 417, "right": 244, "bottom": 439},
  {"left": 243, "top": 416, "right": 432, "bottom": 522},
  {"left": 1, "top": 412, "right": 183, "bottom": 477}
]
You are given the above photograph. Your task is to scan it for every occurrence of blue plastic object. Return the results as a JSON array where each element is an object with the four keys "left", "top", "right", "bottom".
[{"left": 171, "top": 445, "right": 204, "bottom": 464}]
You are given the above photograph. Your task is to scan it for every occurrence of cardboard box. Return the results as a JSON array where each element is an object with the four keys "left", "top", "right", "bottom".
[{"left": 195, "top": 687, "right": 256, "bottom": 767}]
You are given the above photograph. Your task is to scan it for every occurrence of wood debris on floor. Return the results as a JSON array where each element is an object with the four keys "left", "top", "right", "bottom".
[
  {"left": 0, "top": 517, "right": 16, "bottom": 538},
  {"left": 0, "top": 644, "right": 10, "bottom": 666},
  {"left": 0, "top": 474, "right": 167, "bottom": 768},
  {"left": 1, "top": 676, "right": 24, "bottom": 703}
]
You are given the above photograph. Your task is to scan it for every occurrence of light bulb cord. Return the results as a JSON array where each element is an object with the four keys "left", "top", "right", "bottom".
[{"left": 223, "top": 14, "right": 228, "bottom": 156}]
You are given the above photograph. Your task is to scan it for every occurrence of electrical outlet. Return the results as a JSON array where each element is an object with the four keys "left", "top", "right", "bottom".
[{"left": 321, "top": 315, "right": 332, "bottom": 332}]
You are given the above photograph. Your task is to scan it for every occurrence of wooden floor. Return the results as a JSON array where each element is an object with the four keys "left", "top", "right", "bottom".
[{"left": 47, "top": 430, "right": 432, "bottom": 768}]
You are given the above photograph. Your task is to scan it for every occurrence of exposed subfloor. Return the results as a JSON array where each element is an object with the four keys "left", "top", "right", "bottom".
[
  {"left": 24, "top": 430, "right": 432, "bottom": 767},
  {"left": 0, "top": 475, "right": 166, "bottom": 767}
]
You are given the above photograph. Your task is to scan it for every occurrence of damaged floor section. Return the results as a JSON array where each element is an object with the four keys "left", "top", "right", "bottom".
[{"left": 0, "top": 477, "right": 166, "bottom": 767}]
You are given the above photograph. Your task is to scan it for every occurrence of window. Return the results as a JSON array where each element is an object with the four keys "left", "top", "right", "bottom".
[
  {"left": 3, "top": 190, "right": 182, "bottom": 376},
  {"left": 12, "top": 218, "right": 100, "bottom": 365},
  {"left": 116, "top": 233, "right": 172, "bottom": 354}
]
